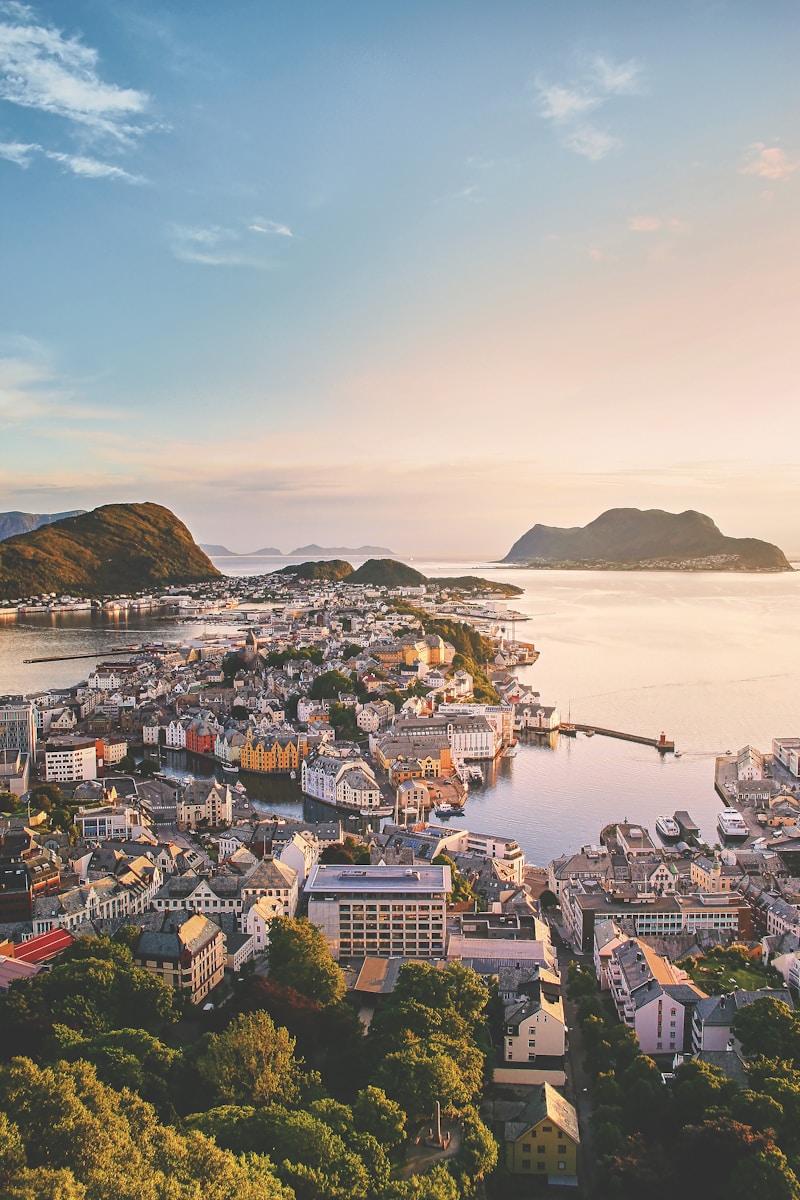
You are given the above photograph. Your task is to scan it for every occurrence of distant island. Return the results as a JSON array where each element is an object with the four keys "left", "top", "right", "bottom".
[
  {"left": 503, "top": 508, "right": 792, "bottom": 571},
  {"left": 276, "top": 558, "right": 523, "bottom": 595},
  {"left": 289, "top": 543, "right": 397, "bottom": 557},
  {"left": 200, "top": 544, "right": 282, "bottom": 557},
  {"left": 0, "top": 509, "right": 86, "bottom": 542},
  {"left": 0, "top": 503, "right": 221, "bottom": 598}
]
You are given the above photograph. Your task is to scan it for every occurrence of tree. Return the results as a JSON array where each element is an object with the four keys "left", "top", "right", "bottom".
[
  {"left": 195, "top": 1011, "right": 303, "bottom": 1107},
  {"left": 538, "top": 888, "right": 559, "bottom": 909},
  {"left": 267, "top": 918, "right": 346, "bottom": 1007},
  {"left": 733, "top": 997, "right": 800, "bottom": 1061},
  {"left": 432, "top": 854, "right": 474, "bottom": 905},
  {"left": 309, "top": 671, "right": 357, "bottom": 700},
  {"left": 116, "top": 753, "right": 137, "bottom": 773},
  {"left": 457, "top": 1105, "right": 498, "bottom": 1181},
  {"left": 352, "top": 1086, "right": 406, "bottom": 1149},
  {"left": 375, "top": 1043, "right": 477, "bottom": 1118}
]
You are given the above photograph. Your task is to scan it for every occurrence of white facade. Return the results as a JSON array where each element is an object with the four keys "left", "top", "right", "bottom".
[
  {"left": 279, "top": 832, "right": 319, "bottom": 884},
  {"left": 504, "top": 994, "right": 566, "bottom": 1062},
  {"left": 45, "top": 739, "right": 97, "bottom": 783},
  {"left": 242, "top": 894, "right": 284, "bottom": 951}
]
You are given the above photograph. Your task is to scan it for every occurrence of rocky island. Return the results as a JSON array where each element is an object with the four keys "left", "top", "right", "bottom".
[
  {"left": 503, "top": 508, "right": 792, "bottom": 571},
  {"left": 0, "top": 502, "right": 221, "bottom": 598}
]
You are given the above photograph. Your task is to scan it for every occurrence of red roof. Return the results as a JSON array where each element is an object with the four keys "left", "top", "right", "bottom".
[{"left": 14, "top": 929, "right": 74, "bottom": 964}]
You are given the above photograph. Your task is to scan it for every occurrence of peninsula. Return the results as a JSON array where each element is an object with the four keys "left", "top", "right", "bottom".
[
  {"left": 503, "top": 508, "right": 792, "bottom": 571},
  {"left": 0, "top": 502, "right": 221, "bottom": 598}
]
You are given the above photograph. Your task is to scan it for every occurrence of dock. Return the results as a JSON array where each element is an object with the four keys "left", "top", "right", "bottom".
[
  {"left": 573, "top": 724, "right": 675, "bottom": 752},
  {"left": 674, "top": 810, "right": 700, "bottom": 843}
]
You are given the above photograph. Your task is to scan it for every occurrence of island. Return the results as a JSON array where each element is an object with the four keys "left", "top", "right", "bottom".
[
  {"left": 0, "top": 502, "right": 221, "bottom": 598},
  {"left": 502, "top": 507, "right": 792, "bottom": 571},
  {"left": 289, "top": 543, "right": 397, "bottom": 557},
  {"left": 276, "top": 558, "right": 524, "bottom": 595}
]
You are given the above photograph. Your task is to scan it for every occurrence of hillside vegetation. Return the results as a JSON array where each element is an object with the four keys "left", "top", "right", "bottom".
[
  {"left": 274, "top": 559, "right": 354, "bottom": 581},
  {"left": 504, "top": 507, "right": 791, "bottom": 570},
  {"left": 0, "top": 502, "right": 221, "bottom": 598}
]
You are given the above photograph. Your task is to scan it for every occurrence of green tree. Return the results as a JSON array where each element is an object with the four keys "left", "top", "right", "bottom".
[
  {"left": 432, "top": 854, "right": 474, "bottom": 905},
  {"left": 267, "top": 917, "right": 346, "bottom": 1007},
  {"left": 375, "top": 1043, "right": 477, "bottom": 1118},
  {"left": 309, "top": 671, "right": 357, "bottom": 700},
  {"left": 538, "top": 888, "right": 559, "bottom": 909},
  {"left": 733, "top": 997, "right": 800, "bottom": 1061},
  {"left": 352, "top": 1086, "right": 406, "bottom": 1149},
  {"left": 457, "top": 1104, "right": 498, "bottom": 1181},
  {"left": 195, "top": 1011, "right": 303, "bottom": 1107}
]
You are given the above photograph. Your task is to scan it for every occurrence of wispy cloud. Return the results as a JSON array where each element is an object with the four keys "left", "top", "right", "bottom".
[
  {"left": 628, "top": 215, "right": 689, "bottom": 233},
  {"left": 740, "top": 143, "right": 799, "bottom": 182},
  {"left": 534, "top": 55, "right": 644, "bottom": 161},
  {"left": 0, "top": 137, "right": 143, "bottom": 181},
  {"left": 248, "top": 217, "right": 293, "bottom": 237},
  {"left": 589, "top": 56, "right": 643, "bottom": 96},
  {"left": 170, "top": 220, "right": 292, "bottom": 268}
]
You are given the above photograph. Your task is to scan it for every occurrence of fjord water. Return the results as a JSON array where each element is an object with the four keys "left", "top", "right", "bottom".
[{"left": 1, "top": 562, "right": 798, "bottom": 864}]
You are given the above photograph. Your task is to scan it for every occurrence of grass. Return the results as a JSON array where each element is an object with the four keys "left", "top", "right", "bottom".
[{"left": 677, "top": 948, "right": 782, "bottom": 996}]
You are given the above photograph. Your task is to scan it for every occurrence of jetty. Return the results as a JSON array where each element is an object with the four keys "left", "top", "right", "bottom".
[
  {"left": 573, "top": 724, "right": 675, "bottom": 752},
  {"left": 674, "top": 811, "right": 700, "bottom": 843}
]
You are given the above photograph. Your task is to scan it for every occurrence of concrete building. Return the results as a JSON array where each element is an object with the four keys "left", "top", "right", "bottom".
[
  {"left": 607, "top": 938, "right": 705, "bottom": 1055},
  {"left": 44, "top": 737, "right": 98, "bottom": 783},
  {"left": 692, "top": 988, "right": 793, "bottom": 1054},
  {"left": 0, "top": 697, "right": 37, "bottom": 757},
  {"left": 135, "top": 911, "right": 225, "bottom": 1005},
  {"left": 306, "top": 862, "right": 450, "bottom": 961}
]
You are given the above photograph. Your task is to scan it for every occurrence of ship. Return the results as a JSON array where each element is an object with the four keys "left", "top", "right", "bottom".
[
  {"left": 656, "top": 815, "right": 681, "bottom": 841},
  {"left": 717, "top": 807, "right": 749, "bottom": 840},
  {"left": 435, "top": 802, "right": 465, "bottom": 819}
]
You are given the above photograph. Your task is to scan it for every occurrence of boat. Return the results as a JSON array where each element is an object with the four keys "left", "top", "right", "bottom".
[
  {"left": 674, "top": 751, "right": 682, "bottom": 758},
  {"left": 584, "top": 729, "right": 595, "bottom": 738},
  {"left": 656, "top": 815, "right": 681, "bottom": 841},
  {"left": 466, "top": 765, "right": 483, "bottom": 784},
  {"left": 435, "top": 803, "right": 465, "bottom": 819},
  {"left": 717, "top": 807, "right": 749, "bottom": 840},
  {"left": 222, "top": 763, "right": 238, "bottom": 774}
]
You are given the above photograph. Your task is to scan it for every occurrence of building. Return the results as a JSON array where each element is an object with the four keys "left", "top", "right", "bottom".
[
  {"left": 0, "top": 827, "right": 60, "bottom": 922},
  {"left": 241, "top": 858, "right": 299, "bottom": 918},
  {"left": 242, "top": 893, "right": 284, "bottom": 952},
  {"left": 503, "top": 988, "right": 567, "bottom": 1062},
  {"left": 774, "top": 738, "right": 800, "bottom": 778},
  {"left": 692, "top": 988, "right": 793, "bottom": 1054},
  {"left": 547, "top": 846, "right": 613, "bottom": 902},
  {"left": 44, "top": 737, "right": 97, "bottom": 783},
  {"left": 176, "top": 780, "right": 233, "bottom": 830},
  {"left": 239, "top": 729, "right": 309, "bottom": 774},
  {"left": 691, "top": 854, "right": 743, "bottom": 893},
  {"left": 501, "top": 1083, "right": 579, "bottom": 1185},
  {"left": 306, "top": 862, "right": 450, "bottom": 961},
  {"left": 135, "top": 911, "right": 225, "bottom": 1004},
  {"left": 0, "top": 697, "right": 37, "bottom": 756},
  {"left": 0, "top": 749, "right": 29, "bottom": 797},
  {"left": 74, "top": 804, "right": 149, "bottom": 841},
  {"left": 737, "top": 744, "right": 765, "bottom": 781},
  {"left": 607, "top": 938, "right": 706, "bottom": 1055},
  {"left": 301, "top": 755, "right": 383, "bottom": 811}
]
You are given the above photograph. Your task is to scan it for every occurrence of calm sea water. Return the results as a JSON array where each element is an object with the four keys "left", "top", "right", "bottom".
[{"left": 2, "top": 560, "right": 798, "bottom": 864}]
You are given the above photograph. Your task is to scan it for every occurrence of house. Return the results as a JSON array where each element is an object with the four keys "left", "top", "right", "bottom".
[
  {"left": 503, "top": 987, "right": 567, "bottom": 1062},
  {"left": 279, "top": 832, "right": 318, "bottom": 885},
  {"left": 242, "top": 893, "right": 284, "bottom": 952},
  {"left": 691, "top": 854, "right": 743, "bottom": 893},
  {"left": 176, "top": 780, "right": 233, "bottom": 830},
  {"left": 501, "top": 1083, "right": 579, "bottom": 1185},
  {"left": 607, "top": 938, "right": 706, "bottom": 1055},
  {"left": 241, "top": 858, "right": 299, "bottom": 917},
  {"left": 135, "top": 911, "right": 225, "bottom": 1004},
  {"left": 692, "top": 988, "right": 793, "bottom": 1053}
]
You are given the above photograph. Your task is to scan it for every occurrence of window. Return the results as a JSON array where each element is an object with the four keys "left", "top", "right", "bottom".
[
  {"left": 558, "top": 1161, "right": 566, "bottom": 1171},
  {"left": 537, "top": 1163, "right": 545, "bottom": 1172},
  {"left": 537, "top": 1146, "right": 545, "bottom": 1155}
]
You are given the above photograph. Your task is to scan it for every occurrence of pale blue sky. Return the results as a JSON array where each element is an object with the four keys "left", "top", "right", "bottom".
[{"left": 1, "top": 1, "right": 799, "bottom": 555}]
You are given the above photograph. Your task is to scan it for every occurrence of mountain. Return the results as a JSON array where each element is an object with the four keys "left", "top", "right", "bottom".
[
  {"left": 200, "top": 543, "right": 239, "bottom": 556},
  {"left": 0, "top": 510, "right": 86, "bottom": 542},
  {"left": 0, "top": 503, "right": 222, "bottom": 598},
  {"left": 503, "top": 508, "right": 792, "bottom": 571},
  {"left": 348, "top": 559, "right": 427, "bottom": 586},
  {"left": 273, "top": 559, "right": 354, "bottom": 581},
  {"left": 248, "top": 546, "right": 283, "bottom": 556},
  {"left": 289, "top": 543, "right": 396, "bottom": 557}
]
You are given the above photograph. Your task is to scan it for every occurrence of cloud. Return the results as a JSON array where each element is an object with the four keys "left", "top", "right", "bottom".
[
  {"left": 563, "top": 125, "right": 619, "bottom": 161},
  {"left": 534, "top": 55, "right": 644, "bottom": 160},
  {"left": 248, "top": 218, "right": 293, "bottom": 237},
  {"left": 589, "top": 56, "right": 643, "bottom": 96},
  {"left": 170, "top": 222, "right": 289, "bottom": 268},
  {"left": 0, "top": 137, "right": 143, "bottom": 181},
  {"left": 536, "top": 82, "right": 599, "bottom": 123},
  {"left": 740, "top": 143, "right": 799, "bottom": 182},
  {"left": 0, "top": 1, "right": 149, "bottom": 142}
]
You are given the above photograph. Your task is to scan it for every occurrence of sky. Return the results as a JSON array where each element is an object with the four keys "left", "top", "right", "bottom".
[{"left": 0, "top": 0, "right": 798, "bottom": 558}]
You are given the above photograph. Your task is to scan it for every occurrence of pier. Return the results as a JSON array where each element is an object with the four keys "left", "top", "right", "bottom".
[{"left": 572, "top": 724, "right": 675, "bottom": 752}]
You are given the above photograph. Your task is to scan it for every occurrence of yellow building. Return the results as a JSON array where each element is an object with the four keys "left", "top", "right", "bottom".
[
  {"left": 503, "top": 1083, "right": 579, "bottom": 1185},
  {"left": 135, "top": 913, "right": 225, "bottom": 1005},
  {"left": 240, "top": 730, "right": 309, "bottom": 774},
  {"left": 690, "top": 854, "right": 741, "bottom": 893}
]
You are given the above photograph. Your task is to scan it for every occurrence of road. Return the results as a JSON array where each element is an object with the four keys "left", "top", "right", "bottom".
[{"left": 553, "top": 927, "right": 596, "bottom": 1197}]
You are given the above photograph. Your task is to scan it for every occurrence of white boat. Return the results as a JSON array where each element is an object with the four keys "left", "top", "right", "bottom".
[
  {"left": 717, "top": 808, "right": 749, "bottom": 839},
  {"left": 435, "top": 803, "right": 465, "bottom": 819},
  {"left": 656, "top": 815, "right": 681, "bottom": 841},
  {"left": 466, "top": 765, "right": 483, "bottom": 784}
]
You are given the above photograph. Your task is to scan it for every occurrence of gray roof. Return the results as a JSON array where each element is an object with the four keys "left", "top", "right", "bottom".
[
  {"left": 695, "top": 988, "right": 792, "bottom": 1026},
  {"left": 503, "top": 1083, "right": 580, "bottom": 1145}
]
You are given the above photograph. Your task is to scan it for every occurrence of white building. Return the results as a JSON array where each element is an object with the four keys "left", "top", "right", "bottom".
[
  {"left": 0, "top": 696, "right": 37, "bottom": 756},
  {"left": 607, "top": 938, "right": 704, "bottom": 1056},
  {"left": 279, "top": 831, "right": 318, "bottom": 884},
  {"left": 44, "top": 737, "right": 97, "bottom": 783},
  {"left": 773, "top": 738, "right": 800, "bottom": 778},
  {"left": 241, "top": 858, "right": 299, "bottom": 918},
  {"left": 306, "top": 862, "right": 450, "bottom": 961},
  {"left": 74, "top": 805, "right": 148, "bottom": 841},
  {"left": 301, "top": 754, "right": 383, "bottom": 811},
  {"left": 242, "top": 893, "right": 284, "bottom": 952},
  {"left": 503, "top": 992, "right": 566, "bottom": 1062}
]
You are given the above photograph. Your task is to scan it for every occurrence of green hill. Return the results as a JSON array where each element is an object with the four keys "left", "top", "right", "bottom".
[
  {"left": 0, "top": 502, "right": 221, "bottom": 598},
  {"left": 274, "top": 559, "right": 354, "bottom": 581},
  {"left": 347, "top": 559, "right": 427, "bottom": 586},
  {"left": 503, "top": 508, "right": 792, "bottom": 571}
]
